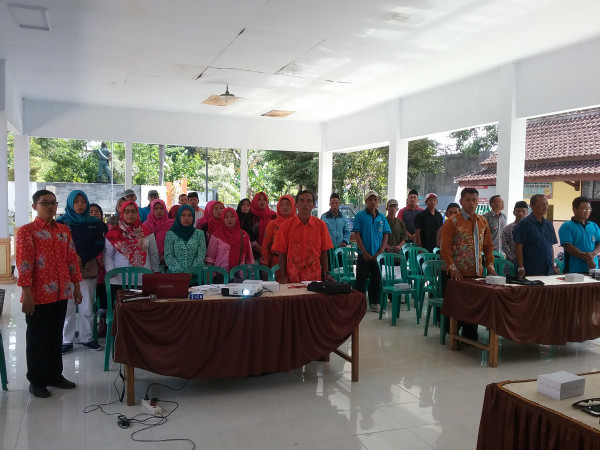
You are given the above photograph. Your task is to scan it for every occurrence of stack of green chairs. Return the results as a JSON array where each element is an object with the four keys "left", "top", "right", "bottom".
[
  {"left": 104, "top": 267, "right": 152, "bottom": 371},
  {"left": 335, "top": 247, "right": 358, "bottom": 287},
  {"left": 404, "top": 246, "right": 428, "bottom": 322},
  {"left": 376, "top": 253, "right": 415, "bottom": 326},
  {"left": 186, "top": 265, "right": 230, "bottom": 284},
  {"left": 422, "top": 260, "right": 447, "bottom": 344}
]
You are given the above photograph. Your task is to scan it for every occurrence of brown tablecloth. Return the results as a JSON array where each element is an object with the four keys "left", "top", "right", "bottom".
[
  {"left": 441, "top": 278, "right": 600, "bottom": 344},
  {"left": 113, "top": 289, "right": 366, "bottom": 379},
  {"left": 477, "top": 377, "right": 600, "bottom": 450}
]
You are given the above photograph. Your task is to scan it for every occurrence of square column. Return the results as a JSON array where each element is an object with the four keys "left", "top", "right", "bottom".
[
  {"left": 239, "top": 148, "right": 248, "bottom": 200},
  {"left": 125, "top": 141, "right": 133, "bottom": 189},
  {"left": 0, "top": 60, "right": 7, "bottom": 239},
  {"left": 496, "top": 64, "right": 526, "bottom": 221},
  {"left": 14, "top": 134, "right": 30, "bottom": 225},
  {"left": 318, "top": 150, "right": 333, "bottom": 217},
  {"left": 387, "top": 100, "right": 408, "bottom": 201}
]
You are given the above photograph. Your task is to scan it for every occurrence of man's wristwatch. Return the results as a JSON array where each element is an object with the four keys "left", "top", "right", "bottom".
[{"left": 518, "top": 267, "right": 525, "bottom": 272}]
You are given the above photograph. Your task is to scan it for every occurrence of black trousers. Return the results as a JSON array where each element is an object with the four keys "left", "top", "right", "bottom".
[
  {"left": 356, "top": 256, "right": 382, "bottom": 306},
  {"left": 26, "top": 299, "right": 68, "bottom": 386},
  {"left": 441, "top": 271, "right": 478, "bottom": 340}
]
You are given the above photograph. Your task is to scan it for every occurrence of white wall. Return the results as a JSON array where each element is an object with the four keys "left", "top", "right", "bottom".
[
  {"left": 25, "top": 100, "right": 323, "bottom": 152},
  {"left": 322, "top": 36, "right": 600, "bottom": 151},
  {"left": 517, "top": 37, "right": 600, "bottom": 118}
]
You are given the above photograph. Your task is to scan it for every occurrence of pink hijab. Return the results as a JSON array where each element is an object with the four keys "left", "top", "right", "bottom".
[{"left": 143, "top": 199, "right": 173, "bottom": 256}]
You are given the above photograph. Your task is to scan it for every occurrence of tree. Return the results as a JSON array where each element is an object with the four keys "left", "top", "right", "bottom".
[
  {"left": 407, "top": 138, "right": 442, "bottom": 190},
  {"left": 449, "top": 124, "right": 498, "bottom": 157},
  {"left": 333, "top": 147, "right": 389, "bottom": 203}
]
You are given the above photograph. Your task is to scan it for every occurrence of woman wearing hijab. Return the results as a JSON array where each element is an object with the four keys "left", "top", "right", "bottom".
[
  {"left": 143, "top": 199, "right": 173, "bottom": 264},
  {"left": 56, "top": 190, "right": 105, "bottom": 353},
  {"left": 261, "top": 195, "right": 296, "bottom": 267},
  {"left": 249, "top": 192, "right": 276, "bottom": 258},
  {"left": 164, "top": 205, "right": 207, "bottom": 273},
  {"left": 236, "top": 198, "right": 253, "bottom": 238},
  {"left": 104, "top": 201, "right": 160, "bottom": 288},
  {"left": 195, "top": 200, "right": 224, "bottom": 245},
  {"left": 206, "top": 208, "right": 253, "bottom": 274}
]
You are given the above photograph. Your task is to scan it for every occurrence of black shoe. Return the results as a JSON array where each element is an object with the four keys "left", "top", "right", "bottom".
[
  {"left": 29, "top": 384, "right": 51, "bottom": 398},
  {"left": 61, "top": 343, "right": 73, "bottom": 354},
  {"left": 83, "top": 341, "right": 102, "bottom": 351},
  {"left": 47, "top": 376, "right": 76, "bottom": 389}
]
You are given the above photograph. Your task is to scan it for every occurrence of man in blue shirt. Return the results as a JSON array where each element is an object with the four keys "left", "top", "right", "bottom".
[
  {"left": 558, "top": 196, "right": 600, "bottom": 273},
  {"left": 353, "top": 190, "right": 391, "bottom": 312},
  {"left": 514, "top": 194, "right": 559, "bottom": 276},
  {"left": 321, "top": 193, "right": 351, "bottom": 248}
]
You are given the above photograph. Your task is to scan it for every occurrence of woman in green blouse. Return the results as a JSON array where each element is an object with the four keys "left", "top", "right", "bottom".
[{"left": 164, "top": 205, "right": 206, "bottom": 272}]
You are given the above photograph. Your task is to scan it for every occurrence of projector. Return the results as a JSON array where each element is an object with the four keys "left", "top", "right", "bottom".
[{"left": 221, "top": 283, "right": 262, "bottom": 297}]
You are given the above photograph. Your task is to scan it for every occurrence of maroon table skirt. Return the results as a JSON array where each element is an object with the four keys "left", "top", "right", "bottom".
[
  {"left": 113, "top": 290, "right": 366, "bottom": 379},
  {"left": 441, "top": 279, "right": 600, "bottom": 345},
  {"left": 477, "top": 380, "right": 600, "bottom": 450}
]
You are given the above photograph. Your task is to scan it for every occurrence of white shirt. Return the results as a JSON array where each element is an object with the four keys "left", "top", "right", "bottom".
[{"left": 103, "top": 234, "right": 160, "bottom": 285}]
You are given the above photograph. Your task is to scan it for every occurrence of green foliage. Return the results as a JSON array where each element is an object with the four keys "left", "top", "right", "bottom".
[
  {"left": 333, "top": 147, "right": 389, "bottom": 203},
  {"left": 7, "top": 132, "right": 14, "bottom": 181},
  {"left": 449, "top": 124, "right": 498, "bottom": 157},
  {"left": 407, "top": 138, "right": 442, "bottom": 190}
]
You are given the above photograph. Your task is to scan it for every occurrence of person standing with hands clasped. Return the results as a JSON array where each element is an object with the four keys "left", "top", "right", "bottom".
[
  {"left": 514, "top": 194, "right": 559, "bottom": 277},
  {"left": 353, "top": 191, "right": 391, "bottom": 313},
  {"left": 440, "top": 187, "right": 495, "bottom": 341},
  {"left": 16, "top": 190, "right": 83, "bottom": 398}
]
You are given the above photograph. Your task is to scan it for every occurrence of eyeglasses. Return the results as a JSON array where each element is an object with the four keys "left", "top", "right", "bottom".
[
  {"left": 572, "top": 398, "right": 600, "bottom": 417},
  {"left": 578, "top": 208, "right": 593, "bottom": 212},
  {"left": 37, "top": 201, "right": 58, "bottom": 207}
]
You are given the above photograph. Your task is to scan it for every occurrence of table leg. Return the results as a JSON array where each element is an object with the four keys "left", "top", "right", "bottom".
[
  {"left": 125, "top": 365, "right": 135, "bottom": 406},
  {"left": 488, "top": 329, "right": 499, "bottom": 368},
  {"left": 351, "top": 326, "right": 359, "bottom": 382},
  {"left": 449, "top": 316, "right": 459, "bottom": 351}
]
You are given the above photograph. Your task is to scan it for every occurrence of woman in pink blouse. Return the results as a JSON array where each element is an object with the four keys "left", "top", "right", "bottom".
[{"left": 205, "top": 208, "right": 253, "bottom": 274}]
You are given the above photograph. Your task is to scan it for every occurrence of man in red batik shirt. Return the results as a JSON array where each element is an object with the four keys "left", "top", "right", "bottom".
[{"left": 17, "top": 189, "right": 83, "bottom": 398}]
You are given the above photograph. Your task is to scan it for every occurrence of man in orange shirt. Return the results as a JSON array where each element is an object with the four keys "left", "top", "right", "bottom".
[
  {"left": 272, "top": 190, "right": 334, "bottom": 283},
  {"left": 17, "top": 189, "right": 83, "bottom": 398},
  {"left": 439, "top": 187, "right": 495, "bottom": 340}
]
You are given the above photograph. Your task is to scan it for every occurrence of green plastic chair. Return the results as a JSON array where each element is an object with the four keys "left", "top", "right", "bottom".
[
  {"left": 494, "top": 258, "right": 516, "bottom": 277},
  {"left": 554, "top": 258, "right": 564, "bottom": 274},
  {"left": 376, "top": 253, "right": 415, "bottom": 326},
  {"left": 186, "top": 265, "right": 230, "bottom": 284},
  {"left": 0, "top": 329, "right": 8, "bottom": 390},
  {"left": 229, "top": 264, "right": 274, "bottom": 281},
  {"left": 335, "top": 247, "right": 358, "bottom": 287},
  {"left": 432, "top": 247, "right": 441, "bottom": 255},
  {"left": 493, "top": 250, "right": 505, "bottom": 259},
  {"left": 270, "top": 264, "right": 280, "bottom": 280},
  {"left": 104, "top": 267, "right": 152, "bottom": 371},
  {"left": 422, "top": 260, "right": 447, "bottom": 344},
  {"left": 327, "top": 248, "right": 343, "bottom": 281},
  {"left": 404, "top": 246, "right": 428, "bottom": 321}
]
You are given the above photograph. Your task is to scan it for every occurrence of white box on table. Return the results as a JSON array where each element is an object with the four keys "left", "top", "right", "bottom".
[
  {"left": 537, "top": 371, "right": 585, "bottom": 400},
  {"left": 565, "top": 273, "right": 585, "bottom": 282},
  {"left": 486, "top": 276, "right": 506, "bottom": 285},
  {"left": 243, "top": 280, "right": 280, "bottom": 292}
]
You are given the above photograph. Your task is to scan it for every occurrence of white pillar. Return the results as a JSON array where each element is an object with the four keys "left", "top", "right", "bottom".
[
  {"left": 158, "top": 144, "right": 165, "bottom": 185},
  {"left": 318, "top": 150, "right": 333, "bottom": 217},
  {"left": 496, "top": 64, "right": 526, "bottom": 221},
  {"left": 14, "top": 134, "right": 30, "bottom": 225},
  {"left": 387, "top": 100, "right": 408, "bottom": 202},
  {"left": 240, "top": 147, "right": 248, "bottom": 200},
  {"left": 0, "top": 59, "right": 8, "bottom": 238},
  {"left": 125, "top": 141, "right": 133, "bottom": 189}
]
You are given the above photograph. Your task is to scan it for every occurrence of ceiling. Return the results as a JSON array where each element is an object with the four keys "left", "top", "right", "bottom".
[{"left": 2, "top": 0, "right": 600, "bottom": 122}]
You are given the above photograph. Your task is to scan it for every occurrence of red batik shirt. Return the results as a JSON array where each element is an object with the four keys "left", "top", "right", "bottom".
[
  {"left": 17, "top": 217, "right": 82, "bottom": 304},
  {"left": 272, "top": 215, "right": 333, "bottom": 282}
]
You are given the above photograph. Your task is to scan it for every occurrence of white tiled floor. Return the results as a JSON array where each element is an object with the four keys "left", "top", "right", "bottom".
[{"left": 2, "top": 285, "right": 600, "bottom": 450}]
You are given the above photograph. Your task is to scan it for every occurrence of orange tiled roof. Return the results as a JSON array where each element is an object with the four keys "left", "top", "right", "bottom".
[
  {"left": 457, "top": 108, "right": 600, "bottom": 183},
  {"left": 481, "top": 108, "right": 600, "bottom": 166}
]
